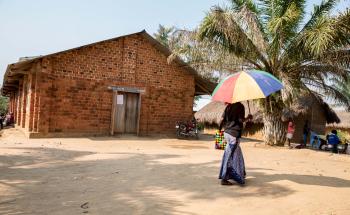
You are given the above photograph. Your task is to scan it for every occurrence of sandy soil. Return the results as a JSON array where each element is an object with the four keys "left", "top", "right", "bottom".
[{"left": 0, "top": 128, "right": 350, "bottom": 215}]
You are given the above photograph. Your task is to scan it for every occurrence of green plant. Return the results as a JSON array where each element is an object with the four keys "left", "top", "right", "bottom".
[
  {"left": 153, "top": 25, "right": 175, "bottom": 48},
  {"left": 197, "top": 122, "right": 205, "bottom": 131},
  {"left": 0, "top": 95, "right": 8, "bottom": 115},
  {"left": 336, "top": 130, "right": 350, "bottom": 143}
]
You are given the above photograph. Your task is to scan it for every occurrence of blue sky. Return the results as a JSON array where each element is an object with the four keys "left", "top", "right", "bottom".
[
  {"left": 0, "top": 0, "right": 349, "bottom": 109},
  {"left": 0, "top": 0, "right": 223, "bottom": 83}
]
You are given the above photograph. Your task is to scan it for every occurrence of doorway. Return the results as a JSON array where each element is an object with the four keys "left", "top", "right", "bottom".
[{"left": 112, "top": 92, "right": 141, "bottom": 135}]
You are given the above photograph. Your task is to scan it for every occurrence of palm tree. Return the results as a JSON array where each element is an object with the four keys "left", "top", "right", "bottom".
[
  {"left": 153, "top": 25, "right": 175, "bottom": 48},
  {"left": 196, "top": 0, "right": 350, "bottom": 145}
]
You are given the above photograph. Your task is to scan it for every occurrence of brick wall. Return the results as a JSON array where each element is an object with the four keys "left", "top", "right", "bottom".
[{"left": 16, "top": 34, "right": 195, "bottom": 136}]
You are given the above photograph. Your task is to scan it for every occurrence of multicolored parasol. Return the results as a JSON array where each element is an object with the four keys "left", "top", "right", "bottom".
[{"left": 212, "top": 70, "right": 283, "bottom": 103}]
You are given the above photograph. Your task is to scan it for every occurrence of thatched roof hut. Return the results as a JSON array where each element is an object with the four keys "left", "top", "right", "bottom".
[
  {"left": 327, "top": 110, "right": 350, "bottom": 129},
  {"left": 195, "top": 94, "right": 340, "bottom": 143},
  {"left": 282, "top": 95, "right": 340, "bottom": 124}
]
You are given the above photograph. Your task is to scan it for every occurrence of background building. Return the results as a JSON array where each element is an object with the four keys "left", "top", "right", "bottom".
[{"left": 2, "top": 31, "right": 214, "bottom": 137}]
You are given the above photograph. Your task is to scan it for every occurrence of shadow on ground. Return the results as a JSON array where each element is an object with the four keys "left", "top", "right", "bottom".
[{"left": 0, "top": 146, "right": 349, "bottom": 215}]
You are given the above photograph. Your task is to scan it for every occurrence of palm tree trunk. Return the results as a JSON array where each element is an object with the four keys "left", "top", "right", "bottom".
[{"left": 263, "top": 113, "right": 287, "bottom": 146}]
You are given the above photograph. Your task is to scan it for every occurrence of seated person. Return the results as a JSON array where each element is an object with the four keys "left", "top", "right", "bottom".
[
  {"left": 326, "top": 130, "right": 340, "bottom": 153},
  {"left": 186, "top": 116, "right": 197, "bottom": 131}
]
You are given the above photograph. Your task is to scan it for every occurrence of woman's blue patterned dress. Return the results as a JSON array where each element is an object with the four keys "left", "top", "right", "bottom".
[{"left": 219, "top": 133, "right": 246, "bottom": 184}]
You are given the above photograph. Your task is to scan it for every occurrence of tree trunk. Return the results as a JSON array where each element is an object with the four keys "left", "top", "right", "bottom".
[{"left": 263, "top": 113, "right": 287, "bottom": 146}]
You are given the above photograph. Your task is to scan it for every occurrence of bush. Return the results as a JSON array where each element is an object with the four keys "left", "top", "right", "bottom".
[
  {"left": 0, "top": 96, "right": 9, "bottom": 115},
  {"left": 337, "top": 130, "right": 350, "bottom": 143},
  {"left": 197, "top": 122, "right": 204, "bottom": 131}
]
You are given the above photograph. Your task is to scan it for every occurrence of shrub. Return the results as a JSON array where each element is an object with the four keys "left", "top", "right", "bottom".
[{"left": 0, "top": 96, "right": 8, "bottom": 115}]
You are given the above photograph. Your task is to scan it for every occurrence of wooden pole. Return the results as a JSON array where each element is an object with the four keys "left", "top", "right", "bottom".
[
  {"left": 247, "top": 100, "right": 251, "bottom": 115},
  {"left": 311, "top": 100, "right": 314, "bottom": 132},
  {"left": 136, "top": 93, "right": 142, "bottom": 136},
  {"left": 270, "top": 99, "right": 273, "bottom": 113},
  {"left": 110, "top": 91, "right": 117, "bottom": 135}
]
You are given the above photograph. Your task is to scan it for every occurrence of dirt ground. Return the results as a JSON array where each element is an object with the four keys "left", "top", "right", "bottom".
[{"left": 0, "top": 128, "right": 350, "bottom": 215}]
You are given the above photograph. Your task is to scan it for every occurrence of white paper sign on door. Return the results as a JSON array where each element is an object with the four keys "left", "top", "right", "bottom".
[{"left": 117, "top": 95, "right": 124, "bottom": 105}]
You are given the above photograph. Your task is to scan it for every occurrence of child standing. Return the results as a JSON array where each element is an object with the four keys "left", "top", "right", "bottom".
[{"left": 287, "top": 118, "right": 295, "bottom": 148}]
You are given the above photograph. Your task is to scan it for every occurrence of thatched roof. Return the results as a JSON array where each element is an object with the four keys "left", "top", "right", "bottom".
[
  {"left": 195, "top": 101, "right": 225, "bottom": 125},
  {"left": 327, "top": 110, "right": 350, "bottom": 128},
  {"left": 282, "top": 94, "right": 340, "bottom": 124},
  {"left": 195, "top": 95, "right": 340, "bottom": 125},
  {"left": 195, "top": 101, "right": 262, "bottom": 125}
]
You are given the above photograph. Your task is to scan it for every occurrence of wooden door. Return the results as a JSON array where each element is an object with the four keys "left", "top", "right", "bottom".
[
  {"left": 125, "top": 93, "right": 139, "bottom": 133},
  {"left": 114, "top": 92, "right": 126, "bottom": 133},
  {"left": 114, "top": 92, "right": 139, "bottom": 134}
]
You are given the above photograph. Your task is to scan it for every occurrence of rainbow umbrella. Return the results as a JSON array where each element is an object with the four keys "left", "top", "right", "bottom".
[{"left": 212, "top": 70, "right": 283, "bottom": 103}]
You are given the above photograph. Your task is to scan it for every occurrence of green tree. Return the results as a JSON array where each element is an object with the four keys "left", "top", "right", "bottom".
[
  {"left": 194, "top": 0, "right": 350, "bottom": 145},
  {"left": 0, "top": 95, "right": 9, "bottom": 115},
  {"left": 153, "top": 24, "right": 175, "bottom": 48}
]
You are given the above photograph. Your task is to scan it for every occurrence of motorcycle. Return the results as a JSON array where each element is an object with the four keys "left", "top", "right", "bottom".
[{"left": 175, "top": 119, "right": 199, "bottom": 139}]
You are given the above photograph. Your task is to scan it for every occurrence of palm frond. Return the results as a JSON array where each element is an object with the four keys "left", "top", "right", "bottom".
[
  {"left": 304, "top": 16, "right": 337, "bottom": 56},
  {"left": 267, "top": 2, "right": 304, "bottom": 33},
  {"left": 237, "top": 5, "right": 269, "bottom": 52},
  {"left": 283, "top": 1, "right": 343, "bottom": 62},
  {"left": 267, "top": 1, "right": 305, "bottom": 61},
  {"left": 229, "top": 0, "right": 260, "bottom": 14},
  {"left": 317, "top": 48, "right": 350, "bottom": 69},
  {"left": 303, "top": 76, "right": 350, "bottom": 110},
  {"left": 261, "top": 0, "right": 305, "bottom": 26},
  {"left": 198, "top": 6, "right": 268, "bottom": 68},
  {"left": 167, "top": 29, "right": 249, "bottom": 79},
  {"left": 228, "top": 0, "right": 268, "bottom": 43},
  {"left": 303, "top": 0, "right": 339, "bottom": 29},
  {"left": 282, "top": 9, "right": 350, "bottom": 67},
  {"left": 298, "top": 61, "right": 350, "bottom": 78},
  {"left": 332, "top": 9, "right": 350, "bottom": 46}
]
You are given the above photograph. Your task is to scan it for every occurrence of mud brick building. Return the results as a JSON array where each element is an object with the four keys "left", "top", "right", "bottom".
[{"left": 1, "top": 31, "right": 214, "bottom": 137}]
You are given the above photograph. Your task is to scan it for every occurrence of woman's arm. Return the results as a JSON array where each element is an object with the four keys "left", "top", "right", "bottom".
[{"left": 219, "top": 117, "right": 225, "bottom": 131}]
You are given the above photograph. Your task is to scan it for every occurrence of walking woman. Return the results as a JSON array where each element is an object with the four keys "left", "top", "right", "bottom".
[{"left": 218, "top": 102, "right": 252, "bottom": 185}]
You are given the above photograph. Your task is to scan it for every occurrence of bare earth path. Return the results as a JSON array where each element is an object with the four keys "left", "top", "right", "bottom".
[{"left": 0, "top": 128, "right": 350, "bottom": 215}]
